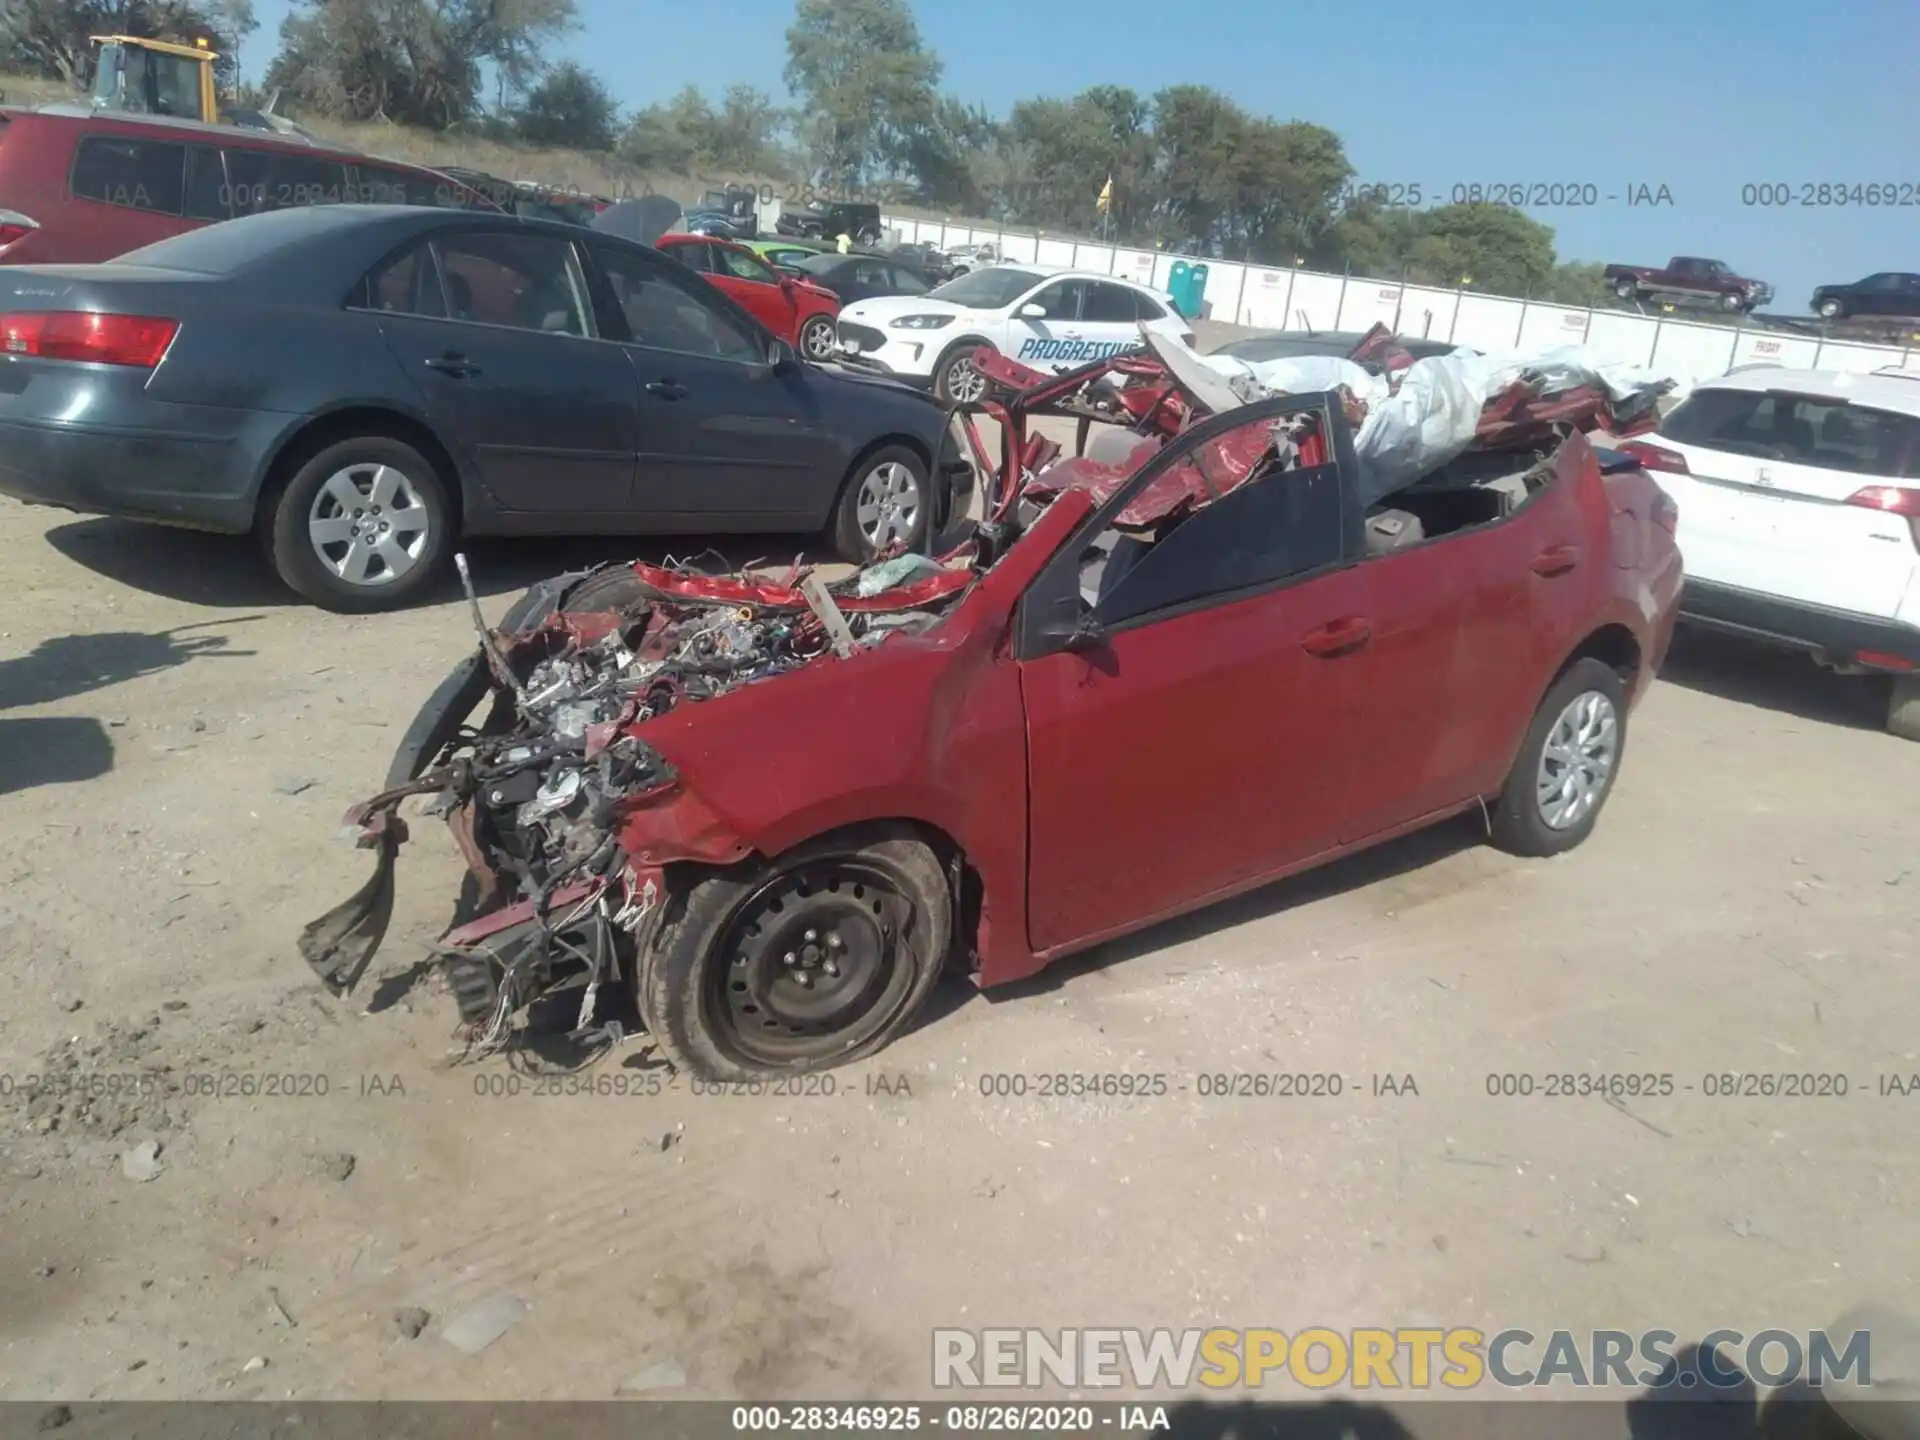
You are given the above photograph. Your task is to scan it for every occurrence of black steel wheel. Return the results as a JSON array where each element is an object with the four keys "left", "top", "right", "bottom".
[{"left": 639, "top": 826, "right": 952, "bottom": 1080}]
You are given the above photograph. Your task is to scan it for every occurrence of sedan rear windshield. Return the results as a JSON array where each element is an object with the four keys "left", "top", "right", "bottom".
[{"left": 929, "top": 268, "right": 1043, "bottom": 309}]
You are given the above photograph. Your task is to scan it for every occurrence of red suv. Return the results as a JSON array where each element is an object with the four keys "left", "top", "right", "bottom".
[
  {"left": 655, "top": 232, "right": 841, "bottom": 362},
  {"left": 0, "top": 104, "right": 491, "bottom": 265}
]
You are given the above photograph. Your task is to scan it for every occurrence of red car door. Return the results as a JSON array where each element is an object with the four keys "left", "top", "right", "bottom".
[
  {"left": 1013, "top": 398, "right": 1375, "bottom": 954},
  {"left": 1333, "top": 441, "right": 1615, "bottom": 843},
  {"left": 667, "top": 238, "right": 796, "bottom": 340}
]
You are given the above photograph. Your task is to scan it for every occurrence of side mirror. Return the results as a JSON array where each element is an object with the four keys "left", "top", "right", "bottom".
[
  {"left": 1045, "top": 613, "right": 1107, "bottom": 653},
  {"left": 766, "top": 337, "right": 798, "bottom": 372},
  {"left": 1018, "top": 303, "right": 1047, "bottom": 319}
]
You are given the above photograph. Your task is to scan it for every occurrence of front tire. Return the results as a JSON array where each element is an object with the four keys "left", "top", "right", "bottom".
[
  {"left": 1487, "top": 658, "right": 1629, "bottom": 858},
  {"left": 932, "top": 341, "right": 993, "bottom": 405},
  {"left": 1721, "top": 292, "right": 1747, "bottom": 313},
  {"left": 799, "top": 313, "right": 838, "bottom": 362},
  {"left": 638, "top": 826, "right": 952, "bottom": 1081},
  {"left": 829, "top": 444, "right": 931, "bottom": 562},
  {"left": 265, "top": 435, "right": 452, "bottom": 613}
]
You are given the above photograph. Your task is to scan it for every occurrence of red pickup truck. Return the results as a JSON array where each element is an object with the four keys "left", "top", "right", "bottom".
[{"left": 1604, "top": 255, "right": 1774, "bottom": 314}]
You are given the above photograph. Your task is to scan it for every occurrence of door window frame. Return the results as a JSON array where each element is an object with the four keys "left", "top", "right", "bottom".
[
  {"left": 1013, "top": 392, "right": 1364, "bottom": 660},
  {"left": 343, "top": 224, "right": 599, "bottom": 340},
  {"left": 579, "top": 235, "right": 775, "bottom": 366}
]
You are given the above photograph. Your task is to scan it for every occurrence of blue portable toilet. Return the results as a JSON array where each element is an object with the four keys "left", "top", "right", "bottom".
[
  {"left": 1187, "top": 262, "right": 1210, "bottom": 320},
  {"left": 1168, "top": 260, "right": 1193, "bottom": 318}
]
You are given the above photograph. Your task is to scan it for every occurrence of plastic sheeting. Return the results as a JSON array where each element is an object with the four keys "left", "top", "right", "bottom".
[{"left": 1184, "top": 334, "right": 1678, "bottom": 507}]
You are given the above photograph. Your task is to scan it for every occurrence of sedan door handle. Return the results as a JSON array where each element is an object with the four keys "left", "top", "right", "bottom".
[
  {"left": 645, "top": 379, "right": 690, "bottom": 401},
  {"left": 1529, "top": 544, "right": 1581, "bottom": 577},
  {"left": 423, "top": 352, "right": 480, "bottom": 379},
  {"left": 1301, "top": 617, "right": 1373, "bottom": 657}
]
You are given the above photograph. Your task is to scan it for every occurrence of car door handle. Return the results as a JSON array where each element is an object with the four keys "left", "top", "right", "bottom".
[
  {"left": 645, "top": 380, "right": 689, "bottom": 401},
  {"left": 1529, "top": 544, "right": 1581, "bottom": 577},
  {"left": 1301, "top": 617, "right": 1372, "bottom": 657},
  {"left": 423, "top": 352, "right": 480, "bottom": 378}
]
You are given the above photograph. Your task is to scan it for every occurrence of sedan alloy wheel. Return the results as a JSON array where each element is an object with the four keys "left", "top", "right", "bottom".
[{"left": 306, "top": 462, "right": 433, "bottom": 587}]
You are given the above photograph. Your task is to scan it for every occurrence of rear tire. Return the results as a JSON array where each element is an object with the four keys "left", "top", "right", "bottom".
[
  {"left": 1612, "top": 277, "right": 1638, "bottom": 302},
  {"left": 1889, "top": 676, "right": 1920, "bottom": 742},
  {"left": 638, "top": 826, "right": 952, "bottom": 1081},
  {"left": 1818, "top": 298, "right": 1846, "bottom": 321},
  {"left": 799, "top": 313, "right": 838, "bottom": 362},
  {"left": 829, "top": 444, "right": 931, "bottom": 563},
  {"left": 1488, "top": 658, "right": 1629, "bottom": 858},
  {"left": 265, "top": 435, "right": 452, "bottom": 614}
]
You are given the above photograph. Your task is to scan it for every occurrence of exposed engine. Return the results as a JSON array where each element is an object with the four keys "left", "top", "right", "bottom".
[{"left": 298, "top": 552, "right": 970, "bottom": 1059}]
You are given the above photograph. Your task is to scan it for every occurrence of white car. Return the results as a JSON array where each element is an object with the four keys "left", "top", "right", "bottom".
[
  {"left": 1622, "top": 365, "right": 1920, "bottom": 739},
  {"left": 832, "top": 266, "right": 1192, "bottom": 404}
]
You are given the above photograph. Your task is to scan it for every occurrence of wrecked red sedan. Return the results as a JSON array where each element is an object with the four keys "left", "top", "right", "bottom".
[{"left": 302, "top": 336, "right": 1683, "bottom": 1081}]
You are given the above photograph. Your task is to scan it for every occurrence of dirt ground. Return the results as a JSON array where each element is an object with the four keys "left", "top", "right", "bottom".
[{"left": 4, "top": 345, "right": 1920, "bottom": 1418}]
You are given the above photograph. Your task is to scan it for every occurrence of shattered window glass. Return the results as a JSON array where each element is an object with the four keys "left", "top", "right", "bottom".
[{"left": 1077, "top": 410, "right": 1345, "bottom": 625}]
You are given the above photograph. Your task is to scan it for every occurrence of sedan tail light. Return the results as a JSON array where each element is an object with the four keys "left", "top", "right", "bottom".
[
  {"left": 1845, "top": 484, "right": 1920, "bottom": 548},
  {"left": 1618, "top": 440, "right": 1691, "bottom": 476},
  {"left": 0, "top": 207, "right": 38, "bottom": 256},
  {"left": 0, "top": 311, "right": 180, "bottom": 367}
]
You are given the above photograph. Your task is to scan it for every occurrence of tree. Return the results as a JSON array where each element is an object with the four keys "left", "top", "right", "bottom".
[
  {"left": 516, "top": 61, "right": 618, "bottom": 150},
  {"left": 1002, "top": 86, "right": 1151, "bottom": 234},
  {"left": 263, "top": 0, "right": 576, "bottom": 128},
  {"left": 618, "top": 84, "right": 789, "bottom": 177},
  {"left": 783, "top": 0, "right": 938, "bottom": 191},
  {"left": 1397, "top": 202, "right": 1557, "bottom": 293}
]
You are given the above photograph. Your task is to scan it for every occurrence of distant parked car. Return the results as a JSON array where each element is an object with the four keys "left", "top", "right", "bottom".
[
  {"left": 434, "top": 166, "right": 605, "bottom": 227},
  {"left": 791, "top": 251, "right": 934, "bottom": 305},
  {"left": 0, "top": 102, "right": 493, "bottom": 264},
  {"left": 1213, "top": 329, "right": 1458, "bottom": 375},
  {"left": 746, "top": 236, "right": 837, "bottom": 273},
  {"left": 683, "top": 186, "right": 759, "bottom": 240},
  {"left": 776, "top": 200, "right": 882, "bottom": 245},
  {"left": 1603, "top": 255, "right": 1773, "bottom": 313},
  {"left": 654, "top": 232, "right": 842, "bottom": 361},
  {"left": 1622, "top": 365, "right": 1920, "bottom": 740},
  {"left": 886, "top": 241, "right": 959, "bottom": 283},
  {"left": 1810, "top": 272, "right": 1920, "bottom": 322},
  {"left": 0, "top": 205, "right": 972, "bottom": 611},
  {"left": 834, "top": 266, "right": 1190, "bottom": 403}
]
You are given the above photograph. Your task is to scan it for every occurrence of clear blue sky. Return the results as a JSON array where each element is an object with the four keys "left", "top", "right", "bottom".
[{"left": 244, "top": 0, "right": 1918, "bottom": 307}]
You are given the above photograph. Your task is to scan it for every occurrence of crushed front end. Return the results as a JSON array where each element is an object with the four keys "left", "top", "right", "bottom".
[{"left": 298, "top": 552, "right": 976, "bottom": 1056}]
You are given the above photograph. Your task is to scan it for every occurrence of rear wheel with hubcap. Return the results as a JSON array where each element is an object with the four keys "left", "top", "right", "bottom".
[
  {"left": 1488, "top": 657, "right": 1628, "bottom": 857},
  {"left": 829, "top": 444, "right": 930, "bottom": 562},
  {"left": 1818, "top": 297, "right": 1846, "bottom": 320},
  {"left": 638, "top": 826, "right": 952, "bottom": 1081},
  {"left": 799, "top": 314, "right": 837, "bottom": 361},
  {"left": 266, "top": 435, "right": 451, "bottom": 613}
]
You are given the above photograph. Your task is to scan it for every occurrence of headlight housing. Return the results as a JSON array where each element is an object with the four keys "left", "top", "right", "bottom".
[{"left": 889, "top": 314, "right": 955, "bottom": 330}]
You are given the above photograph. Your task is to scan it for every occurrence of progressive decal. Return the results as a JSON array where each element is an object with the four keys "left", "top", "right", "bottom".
[{"left": 1015, "top": 338, "right": 1145, "bottom": 363}]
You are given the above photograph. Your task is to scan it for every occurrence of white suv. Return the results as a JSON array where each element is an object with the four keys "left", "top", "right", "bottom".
[
  {"left": 832, "top": 266, "right": 1192, "bottom": 404},
  {"left": 1622, "top": 365, "right": 1920, "bottom": 739}
]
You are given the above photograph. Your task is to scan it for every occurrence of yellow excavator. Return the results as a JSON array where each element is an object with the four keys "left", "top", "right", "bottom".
[{"left": 85, "top": 34, "right": 307, "bottom": 134}]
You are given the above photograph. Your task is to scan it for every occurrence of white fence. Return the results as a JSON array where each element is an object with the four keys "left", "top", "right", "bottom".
[{"left": 882, "top": 213, "right": 1919, "bottom": 387}]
